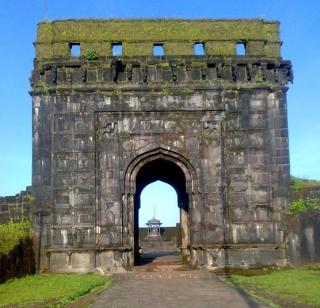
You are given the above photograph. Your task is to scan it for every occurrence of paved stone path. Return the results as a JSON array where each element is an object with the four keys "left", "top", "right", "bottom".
[{"left": 92, "top": 252, "right": 266, "bottom": 308}]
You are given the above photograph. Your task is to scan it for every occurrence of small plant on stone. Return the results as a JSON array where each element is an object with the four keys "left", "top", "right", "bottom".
[
  {"left": 85, "top": 50, "right": 99, "bottom": 60},
  {"left": 203, "top": 132, "right": 214, "bottom": 141}
]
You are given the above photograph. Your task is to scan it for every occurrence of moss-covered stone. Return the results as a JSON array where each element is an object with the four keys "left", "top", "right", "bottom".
[
  {"left": 81, "top": 42, "right": 111, "bottom": 57},
  {"left": 206, "top": 41, "right": 235, "bottom": 56},
  {"left": 124, "top": 42, "right": 152, "bottom": 56},
  {"left": 264, "top": 42, "right": 281, "bottom": 58},
  {"left": 165, "top": 42, "right": 194, "bottom": 56},
  {"left": 35, "top": 19, "right": 281, "bottom": 58},
  {"left": 36, "top": 44, "right": 53, "bottom": 58},
  {"left": 246, "top": 41, "right": 265, "bottom": 56},
  {"left": 53, "top": 43, "right": 69, "bottom": 57}
]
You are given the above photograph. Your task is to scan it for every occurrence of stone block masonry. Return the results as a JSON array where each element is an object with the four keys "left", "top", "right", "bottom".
[
  {"left": 30, "top": 19, "right": 293, "bottom": 272},
  {"left": 0, "top": 187, "right": 32, "bottom": 223}
]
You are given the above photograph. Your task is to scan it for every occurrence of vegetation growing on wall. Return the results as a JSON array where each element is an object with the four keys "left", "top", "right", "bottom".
[
  {"left": 289, "top": 198, "right": 320, "bottom": 214},
  {"left": 290, "top": 176, "right": 320, "bottom": 191},
  {"left": 289, "top": 177, "right": 320, "bottom": 214},
  {"left": 85, "top": 50, "right": 99, "bottom": 60},
  {"left": 37, "top": 19, "right": 278, "bottom": 43},
  {"left": 36, "top": 19, "right": 280, "bottom": 58}
]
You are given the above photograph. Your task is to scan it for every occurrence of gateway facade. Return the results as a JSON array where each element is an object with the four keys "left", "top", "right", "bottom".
[{"left": 31, "top": 19, "right": 292, "bottom": 272}]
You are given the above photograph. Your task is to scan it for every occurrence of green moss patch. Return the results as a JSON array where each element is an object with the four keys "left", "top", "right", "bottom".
[
  {"left": 36, "top": 19, "right": 280, "bottom": 58},
  {"left": 37, "top": 19, "right": 278, "bottom": 43}
]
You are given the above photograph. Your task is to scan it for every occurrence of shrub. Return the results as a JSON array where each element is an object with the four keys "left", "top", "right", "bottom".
[
  {"left": 289, "top": 197, "right": 320, "bottom": 214},
  {"left": 85, "top": 50, "right": 99, "bottom": 60},
  {"left": 0, "top": 220, "right": 32, "bottom": 255}
]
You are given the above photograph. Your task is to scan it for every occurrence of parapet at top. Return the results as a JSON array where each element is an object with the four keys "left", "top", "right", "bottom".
[{"left": 35, "top": 19, "right": 281, "bottom": 59}]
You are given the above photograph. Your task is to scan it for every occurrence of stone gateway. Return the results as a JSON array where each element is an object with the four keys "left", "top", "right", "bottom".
[{"left": 30, "top": 19, "right": 293, "bottom": 272}]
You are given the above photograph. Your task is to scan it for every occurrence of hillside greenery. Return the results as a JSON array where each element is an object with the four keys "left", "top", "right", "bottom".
[{"left": 290, "top": 176, "right": 320, "bottom": 191}]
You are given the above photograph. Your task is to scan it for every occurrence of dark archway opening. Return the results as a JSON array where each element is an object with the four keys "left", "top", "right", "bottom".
[{"left": 133, "top": 158, "right": 189, "bottom": 265}]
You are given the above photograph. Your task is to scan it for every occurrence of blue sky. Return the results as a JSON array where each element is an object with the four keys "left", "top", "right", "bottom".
[{"left": 0, "top": 0, "right": 319, "bottom": 225}]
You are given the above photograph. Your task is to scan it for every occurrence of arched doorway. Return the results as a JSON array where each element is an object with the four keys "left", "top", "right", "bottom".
[
  {"left": 123, "top": 148, "right": 199, "bottom": 268},
  {"left": 134, "top": 159, "right": 189, "bottom": 264}
]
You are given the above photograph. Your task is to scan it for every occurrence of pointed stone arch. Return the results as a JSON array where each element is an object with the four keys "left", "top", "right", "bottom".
[
  {"left": 122, "top": 147, "right": 201, "bottom": 267},
  {"left": 124, "top": 147, "right": 199, "bottom": 195}
]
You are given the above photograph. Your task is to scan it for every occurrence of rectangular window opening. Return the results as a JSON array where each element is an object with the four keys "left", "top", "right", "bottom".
[
  {"left": 112, "top": 43, "right": 123, "bottom": 56},
  {"left": 70, "top": 43, "right": 80, "bottom": 57},
  {"left": 153, "top": 44, "right": 164, "bottom": 56},
  {"left": 236, "top": 42, "right": 246, "bottom": 56},
  {"left": 194, "top": 42, "right": 205, "bottom": 56}
]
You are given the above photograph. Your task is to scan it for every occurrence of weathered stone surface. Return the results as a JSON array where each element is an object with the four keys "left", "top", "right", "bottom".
[
  {"left": 287, "top": 210, "right": 320, "bottom": 265},
  {"left": 30, "top": 19, "right": 292, "bottom": 272},
  {"left": 0, "top": 188, "right": 32, "bottom": 223}
]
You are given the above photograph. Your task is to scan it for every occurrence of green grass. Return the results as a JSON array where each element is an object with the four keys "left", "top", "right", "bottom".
[
  {"left": 0, "top": 274, "right": 111, "bottom": 307},
  {"left": 230, "top": 269, "right": 320, "bottom": 307}
]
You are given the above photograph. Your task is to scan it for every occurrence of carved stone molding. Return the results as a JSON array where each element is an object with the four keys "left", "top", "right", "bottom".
[{"left": 32, "top": 58, "right": 293, "bottom": 91}]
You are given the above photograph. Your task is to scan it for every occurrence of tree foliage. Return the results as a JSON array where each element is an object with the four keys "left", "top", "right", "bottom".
[{"left": 0, "top": 220, "right": 32, "bottom": 255}]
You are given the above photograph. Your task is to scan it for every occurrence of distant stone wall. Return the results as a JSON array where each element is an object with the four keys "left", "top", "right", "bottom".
[
  {"left": 0, "top": 187, "right": 32, "bottom": 224},
  {"left": 291, "top": 187, "right": 320, "bottom": 200},
  {"left": 287, "top": 187, "right": 320, "bottom": 265},
  {"left": 287, "top": 211, "right": 320, "bottom": 265},
  {"left": 0, "top": 188, "right": 35, "bottom": 282}
]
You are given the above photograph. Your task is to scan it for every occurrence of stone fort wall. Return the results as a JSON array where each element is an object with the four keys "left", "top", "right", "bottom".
[
  {"left": 2, "top": 189, "right": 320, "bottom": 266},
  {"left": 0, "top": 187, "right": 32, "bottom": 224}
]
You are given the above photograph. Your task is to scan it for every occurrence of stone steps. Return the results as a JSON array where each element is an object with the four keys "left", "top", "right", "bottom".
[
  {"left": 136, "top": 256, "right": 191, "bottom": 271},
  {"left": 115, "top": 270, "right": 215, "bottom": 280},
  {"left": 134, "top": 264, "right": 192, "bottom": 272},
  {"left": 133, "top": 250, "right": 195, "bottom": 274}
]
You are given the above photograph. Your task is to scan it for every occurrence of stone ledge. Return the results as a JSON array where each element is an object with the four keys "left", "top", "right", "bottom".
[
  {"left": 46, "top": 246, "right": 132, "bottom": 253},
  {"left": 193, "top": 244, "right": 282, "bottom": 249},
  {"left": 30, "top": 57, "right": 292, "bottom": 94}
]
